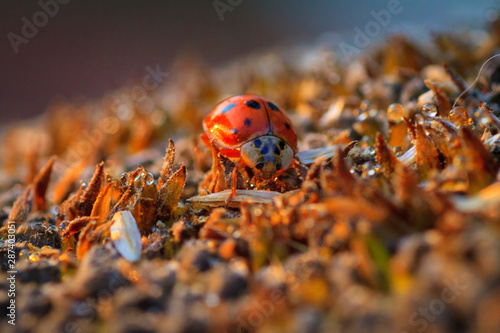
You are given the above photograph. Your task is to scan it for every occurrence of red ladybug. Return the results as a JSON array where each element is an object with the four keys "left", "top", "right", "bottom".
[{"left": 202, "top": 94, "right": 297, "bottom": 179}]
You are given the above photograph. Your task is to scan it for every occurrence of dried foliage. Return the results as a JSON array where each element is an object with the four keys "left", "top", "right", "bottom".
[{"left": 4, "top": 19, "right": 500, "bottom": 333}]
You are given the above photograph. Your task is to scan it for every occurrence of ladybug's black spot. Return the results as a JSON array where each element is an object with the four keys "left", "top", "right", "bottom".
[
  {"left": 254, "top": 138, "right": 262, "bottom": 148},
  {"left": 261, "top": 146, "right": 269, "bottom": 154},
  {"left": 279, "top": 140, "right": 286, "bottom": 150},
  {"left": 284, "top": 122, "right": 291, "bottom": 130},
  {"left": 256, "top": 162, "right": 264, "bottom": 170},
  {"left": 232, "top": 128, "right": 238, "bottom": 134},
  {"left": 221, "top": 103, "right": 236, "bottom": 114},
  {"left": 274, "top": 147, "right": 280, "bottom": 155},
  {"left": 268, "top": 102, "right": 280, "bottom": 111},
  {"left": 276, "top": 163, "right": 282, "bottom": 170},
  {"left": 246, "top": 100, "right": 261, "bottom": 109},
  {"left": 244, "top": 118, "right": 252, "bottom": 127}
]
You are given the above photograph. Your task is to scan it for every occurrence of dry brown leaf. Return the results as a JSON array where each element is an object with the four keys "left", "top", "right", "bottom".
[
  {"left": 403, "top": 116, "right": 416, "bottom": 140},
  {"left": 157, "top": 164, "right": 186, "bottom": 218},
  {"left": 57, "top": 184, "right": 83, "bottom": 224},
  {"left": 424, "top": 125, "right": 455, "bottom": 166},
  {"left": 376, "top": 133, "right": 400, "bottom": 176},
  {"left": 111, "top": 188, "right": 140, "bottom": 216},
  {"left": 334, "top": 148, "right": 357, "bottom": 195},
  {"left": 77, "top": 162, "right": 105, "bottom": 216},
  {"left": 64, "top": 216, "right": 95, "bottom": 235},
  {"left": 424, "top": 80, "right": 452, "bottom": 117},
  {"left": 415, "top": 120, "right": 439, "bottom": 178},
  {"left": 460, "top": 127, "right": 498, "bottom": 193},
  {"left": 134, "top": 197, "right": 157, "bottom": 236},
  {"left": 393, "top": 165, "right": 440, "bottom": 230},
  {"left": 76, "top": 219, "right": 97, "bottom": 260},
  {"left": 157, "top": 139, "right": 175, "bottom": 191},
  {"left": 90, "top": 181, "right": 116, "bottom": 225}
]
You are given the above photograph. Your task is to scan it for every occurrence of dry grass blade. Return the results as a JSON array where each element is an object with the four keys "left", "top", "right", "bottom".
[
  {"left": 8, "top": 185, "right": 32, "bottom": 223},
  {"left": 157, "top": 163, "right": 186, "bottom": 217},
  {"left": 111, "top": 188, "right": 140, "bottom": 215},
  {"left": 393, "top": 165, "right": 439, "bottom": 230},
  {"left": 376, "top": 133, "right": 400, "bottom": 176},
  {"left": 403, "top": 116, "right": 416, "bottom": 140},
  {"left": 32, "top": 156, "right": 56, "bottom": 212},
  {"left": 64, "top": 216, "right": 95, "bottom": 235},
  {"left": 76, "top": 219, "right": 97, "bottom": 260},
  {"left": 134, "top": 197, "right": 157, "bottom": 236},
  {"left": 424, "top": 80, "right": 452, "bottom": 117},
  {"left": 157, "top": 139, "right": 175, "bottom": 191},
  {"left": 423, "top": 124, "right": 456, "bottom": 166},
  {"left": 334, "top": 148, "right": 356, "bottom": 195},
  {"left": 187, "top": 189, "right": 281, "bottom": 210},
  {"left": 77, "top": 162, "right": 105, "bottom": 216},
  {"left": 341, "top": 141, "right": 358, "bottom": 158},
  {"left": 415, "top": 121, "right": 439, "bottom": 178}
]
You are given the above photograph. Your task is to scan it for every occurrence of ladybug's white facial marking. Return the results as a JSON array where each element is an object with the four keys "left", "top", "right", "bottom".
[{"left": 240, "top": 136, "right": 294, "bottom": 179}]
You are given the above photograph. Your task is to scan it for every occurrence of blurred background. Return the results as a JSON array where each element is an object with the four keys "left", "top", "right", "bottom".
[{"left": 1, "top": 0, "right": 499, "bottom": 122}]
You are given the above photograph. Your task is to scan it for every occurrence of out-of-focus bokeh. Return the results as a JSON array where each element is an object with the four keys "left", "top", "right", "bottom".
[{"left": 0, "top": 0, "right": 498, "bottom": 122}]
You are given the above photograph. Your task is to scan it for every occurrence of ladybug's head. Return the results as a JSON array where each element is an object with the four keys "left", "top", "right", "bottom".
[{"left": 240, "top": 135, "right": 294, "bottom": 179}]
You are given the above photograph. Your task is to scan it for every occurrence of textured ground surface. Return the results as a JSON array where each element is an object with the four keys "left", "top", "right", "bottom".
[{"left": 2, "top": 18, "right": 500, "bottom": 333}]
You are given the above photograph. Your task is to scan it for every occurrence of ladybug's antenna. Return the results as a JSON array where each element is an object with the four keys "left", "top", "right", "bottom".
[{"left": 452, "top": 53, "right": 500, "bottom": 108}]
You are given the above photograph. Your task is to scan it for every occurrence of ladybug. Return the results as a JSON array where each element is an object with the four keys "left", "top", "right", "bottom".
[{"left": 202, "top": 94, "right": 297, "bottom": 180}]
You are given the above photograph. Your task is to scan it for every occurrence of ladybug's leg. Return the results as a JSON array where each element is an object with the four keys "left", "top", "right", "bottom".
[
  {"left": 199, "top": 172, "right": 213, "bottom": 195},
  {"left": 239, "top": 167, "right": 251, "bottom": 189},
  {"left": 208, "top": 143, "right": 227, "bottom": 193},
  {"left": 274, "top": 177, "right": 287, "bottom": 192},
  {"left": 200, "top": 133, "right": 212, "bottom": 148},
  {"left": 226, "top": 159, "right": 246, "bottom": 207},
  {"left": 291, "top": 157, "right": 308, "bottom": 180}
]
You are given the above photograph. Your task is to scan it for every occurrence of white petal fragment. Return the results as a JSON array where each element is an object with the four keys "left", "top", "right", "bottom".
[
  {"left": 296, "top": 146, "right": 340, "bottom": 165},
  {"left": 452, "top": 181, "right": 500, "bottom": 215},
  {"left": 110, "top": 210, "right": 142, "bottom": 262},
  {"left": 397, "top": 145, "right": 416, "bottom": 166}
]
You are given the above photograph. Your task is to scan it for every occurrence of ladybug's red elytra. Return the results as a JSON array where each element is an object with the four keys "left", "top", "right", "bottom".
[{"left": 202, "top": 94, "right": 298, "bottom": 180}]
